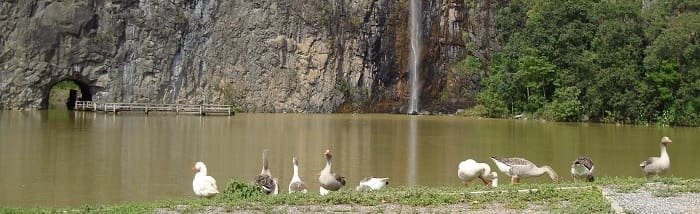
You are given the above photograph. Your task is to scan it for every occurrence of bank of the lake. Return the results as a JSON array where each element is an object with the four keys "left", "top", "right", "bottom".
[{"left": 2, "top": 177, "right": 698, "bottom": 213}]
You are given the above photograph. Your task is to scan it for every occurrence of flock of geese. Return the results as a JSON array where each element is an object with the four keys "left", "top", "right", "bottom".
[{"left": 192, "top": 136, "right": 672, "bottom": 198}]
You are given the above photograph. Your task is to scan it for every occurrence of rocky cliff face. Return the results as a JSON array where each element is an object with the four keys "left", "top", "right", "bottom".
[{"left": 0, "top": 0, "right": 501, "bottom": 113}]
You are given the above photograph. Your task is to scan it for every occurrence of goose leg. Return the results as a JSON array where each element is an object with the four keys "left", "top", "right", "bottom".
[
  {"left": 510, "top": 176, "right": 516, "bottom": 184},
  {"left": 513, "top": 177, "right": 520, "bottom": 184}
]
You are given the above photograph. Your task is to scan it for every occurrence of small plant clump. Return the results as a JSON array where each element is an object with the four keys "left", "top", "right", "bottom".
[{"left": 221, "top": 179, "right": 264, "bottom": 200}]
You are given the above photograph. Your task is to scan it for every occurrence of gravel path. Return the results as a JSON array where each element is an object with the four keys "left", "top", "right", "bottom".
[
  {"left": 154, "top": 203, "right": 548, "bottom": 214},
  {"left": 602, "top": 183, "right": 700, "bottom": 214}
]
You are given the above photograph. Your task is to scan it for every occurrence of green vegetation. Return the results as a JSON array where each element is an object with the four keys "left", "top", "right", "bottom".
[
  {"left": 52, "top": 80, "right": 79, "bottom": 91},
  {"left": 220, "top": 83, "right": 242, "bottom": 113},
  {"left": 465, "top": 0, "right": 699, "bottom": 126},
  {"left": 90, "top": 32, "right": 113, "bottom": 46},
  {"left": 48, "top": 80, "right": 80, "bottom": 109},
  {"left": 337, "top": 78, "right": 368, "bottom": 112},
  {"left": 5, "top": 177, "right": 699, "bottom": 213}
]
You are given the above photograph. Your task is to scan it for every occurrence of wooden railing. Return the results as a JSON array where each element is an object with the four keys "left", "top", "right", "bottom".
[{"left": 74, "top": 101, "right": 233, "bottom": 116}]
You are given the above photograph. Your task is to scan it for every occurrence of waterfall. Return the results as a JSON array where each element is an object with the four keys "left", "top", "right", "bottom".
[{"left": 408, "top": 0, "right": 421, "bottom": 114}]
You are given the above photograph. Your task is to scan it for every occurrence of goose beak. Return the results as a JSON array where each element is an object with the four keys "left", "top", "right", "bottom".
[{"left": 479, "top": 177, "right": 490, "bottom": 185}]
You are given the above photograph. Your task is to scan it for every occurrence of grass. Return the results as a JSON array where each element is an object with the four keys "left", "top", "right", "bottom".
[
  {"left": 48, "top": 80, "right": 80, "bottom": 109},
  {"left": 2, "top": 177, "right": 698, "bottom": 213}
]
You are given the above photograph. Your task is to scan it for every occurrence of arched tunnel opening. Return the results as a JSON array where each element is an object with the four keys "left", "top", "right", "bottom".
[{"left": 44, "top": 79, "right": 93, "bottom": 110}]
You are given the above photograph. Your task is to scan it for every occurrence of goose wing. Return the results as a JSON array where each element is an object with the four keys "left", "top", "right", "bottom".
[
  {"left": 334, "top": 173, "right": 346, "bottom": 186},
  {"left": 498, "top": 157, "right": 534, "bottom": 166},
  {"left": 574, "top": 157, "right": 594, "bottom": 171},
  {"left": 640, "top": 157, "right": 659, "bottom": 168},
  {"left": 289, "top": 180, "right": 307, "bottom": 193},
  {"left": 491, "top": 157, "right": 512, "bottom": 175},
  {"left": 359, "top": 177, "right": 389, "bottom": 190},
  {"left": 459, "top": 159, "right": 478, "bottom": 167},
  {"left": 359, "top": 177, "right": 372, "bottom": 183},
  {"left": 254, "top": 174, "right": 276, "bottom": 194},
  {"left": 206, "top": 176, "right": 218, "bottom": 191}
]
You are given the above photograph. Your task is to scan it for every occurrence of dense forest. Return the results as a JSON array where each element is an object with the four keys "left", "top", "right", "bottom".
[{"left": 459, "top": 0, "right": 699, "bottom": 126}]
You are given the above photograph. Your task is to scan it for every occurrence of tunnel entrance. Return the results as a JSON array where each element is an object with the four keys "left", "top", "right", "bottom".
[{"left": 46, "top": 80, "right": 92, "bottom": 110}]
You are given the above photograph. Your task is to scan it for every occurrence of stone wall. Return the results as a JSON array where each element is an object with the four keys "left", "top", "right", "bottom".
[{"left": 0, "top": 0, "right": 501, "bottom": 113}]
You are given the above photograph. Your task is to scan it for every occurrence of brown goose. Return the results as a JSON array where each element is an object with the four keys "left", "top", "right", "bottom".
[
  {"left": 318, "top": 149, "right": 345, "bottom": 195},
  {"left": 254, "top": 149, "right": 278, "bottom": 195},
  {"left": 570, "top": 157, "right": 595, "bottom": 182},
  {"left": 288, "top": 157, "right": 307, "bottom": 193},
  {"left": 640, "top": 137, "right": 672, "bottom": 177},
  {"left": 491, "top": 156, "right": 559, "bottom": 184}
]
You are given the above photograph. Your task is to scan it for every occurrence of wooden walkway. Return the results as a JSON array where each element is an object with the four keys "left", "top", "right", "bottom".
[{"left": 74, "top": 101, "right": 234, "bottom": 116}]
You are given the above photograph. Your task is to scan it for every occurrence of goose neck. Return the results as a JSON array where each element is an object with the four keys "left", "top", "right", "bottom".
[
  {"left": 660, "top": 144, "right": 669, "bottom": 160},
  {"left": 293, "top": 165, "right": 300, "bottom": 177},
  {"left": 262, "top": 152, "right": 269, "bottom": 170},
  {"left": 196, "top": 169, "right": 207, "bottom": 177},
  {"left": 540, "top": 166, "right": 558, "bottom": 181},
  {"left": 323, "top": 157, "right": 332, "bottom": 172}
]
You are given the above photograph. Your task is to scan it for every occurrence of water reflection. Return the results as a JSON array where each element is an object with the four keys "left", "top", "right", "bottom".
[
  {"left": 407, "top": 116, "right": 418, "bottom": 185},
  {"left": 0, "top": 111, "right": 698, "bottom": 208}
]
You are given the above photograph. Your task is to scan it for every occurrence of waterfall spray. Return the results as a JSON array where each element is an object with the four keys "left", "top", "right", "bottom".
[{"left": 408, "top": 0, "right": 421, "bottom": 114}]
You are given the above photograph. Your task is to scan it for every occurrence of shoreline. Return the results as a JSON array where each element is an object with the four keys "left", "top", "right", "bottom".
[{"left": 2, "top": 177, "right": 698, "bottom": 213}]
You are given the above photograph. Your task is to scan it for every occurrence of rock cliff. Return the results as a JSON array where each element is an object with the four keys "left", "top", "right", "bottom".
[{"left": 0, "top": 0, "right": 501, "bottom": 113}]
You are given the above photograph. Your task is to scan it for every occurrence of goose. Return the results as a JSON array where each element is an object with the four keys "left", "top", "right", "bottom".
[
  {"left": 457, "top": 159, "right": 494, "bottom": 185},
  {"left": 570, "top": 157, "right": 595, "bottom": 182},
  {"left": 192, "top": 162, "right": 219, "bottom": 198},
  {"left": 254, "top": 149, "right": 278, "bottom": 195},
  {"left": 355, "top": 177, "right": 389, "bottom": 191},
  {"left": 640, "top": 136, "right": 672, "bottom": 177},
  {"left": 288, "top": 157, "right": 308, "bottom": 193},
  {"left": 491, "top": 156, "right": 559, "bottom": 184},
  {"left": 318, "top": 149, "right": 345, "bottom": 195}
]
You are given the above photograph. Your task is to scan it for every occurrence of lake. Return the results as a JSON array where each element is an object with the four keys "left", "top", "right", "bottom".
[{"left": 0, "top": 110, "right": 697, "bottom": 207}]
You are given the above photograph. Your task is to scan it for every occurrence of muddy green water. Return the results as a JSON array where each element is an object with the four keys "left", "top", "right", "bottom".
[{"left": 0, "top": 110, "right": 697, "bottom": 207}]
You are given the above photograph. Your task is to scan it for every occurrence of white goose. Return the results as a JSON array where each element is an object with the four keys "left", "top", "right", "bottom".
[
  {"left": 356, "top": 177, "right": 389, "bottom": 191},
  {"left": 192, "top": 162, "right": 219, "bottom": 198},
  {"left": 491, "top": 156, "right": 559, "bottom": 184},
  {"left": 457, "top": 159, "right": 494, "bottom": 185},
  {"left": 289, "top": 157, "right": 308, "bottom": 193},
  {"left": 318, "top": 149, "right": 345, "bottom": 195},
  {"left": 570, "top": 157, "right": 595, "bottom": 182},
  {"left": 640, "top": 136, "right": 672, "bottom": 177},
  {"left": 254, "top": 149, "right": 279, "bottom": 195}
]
